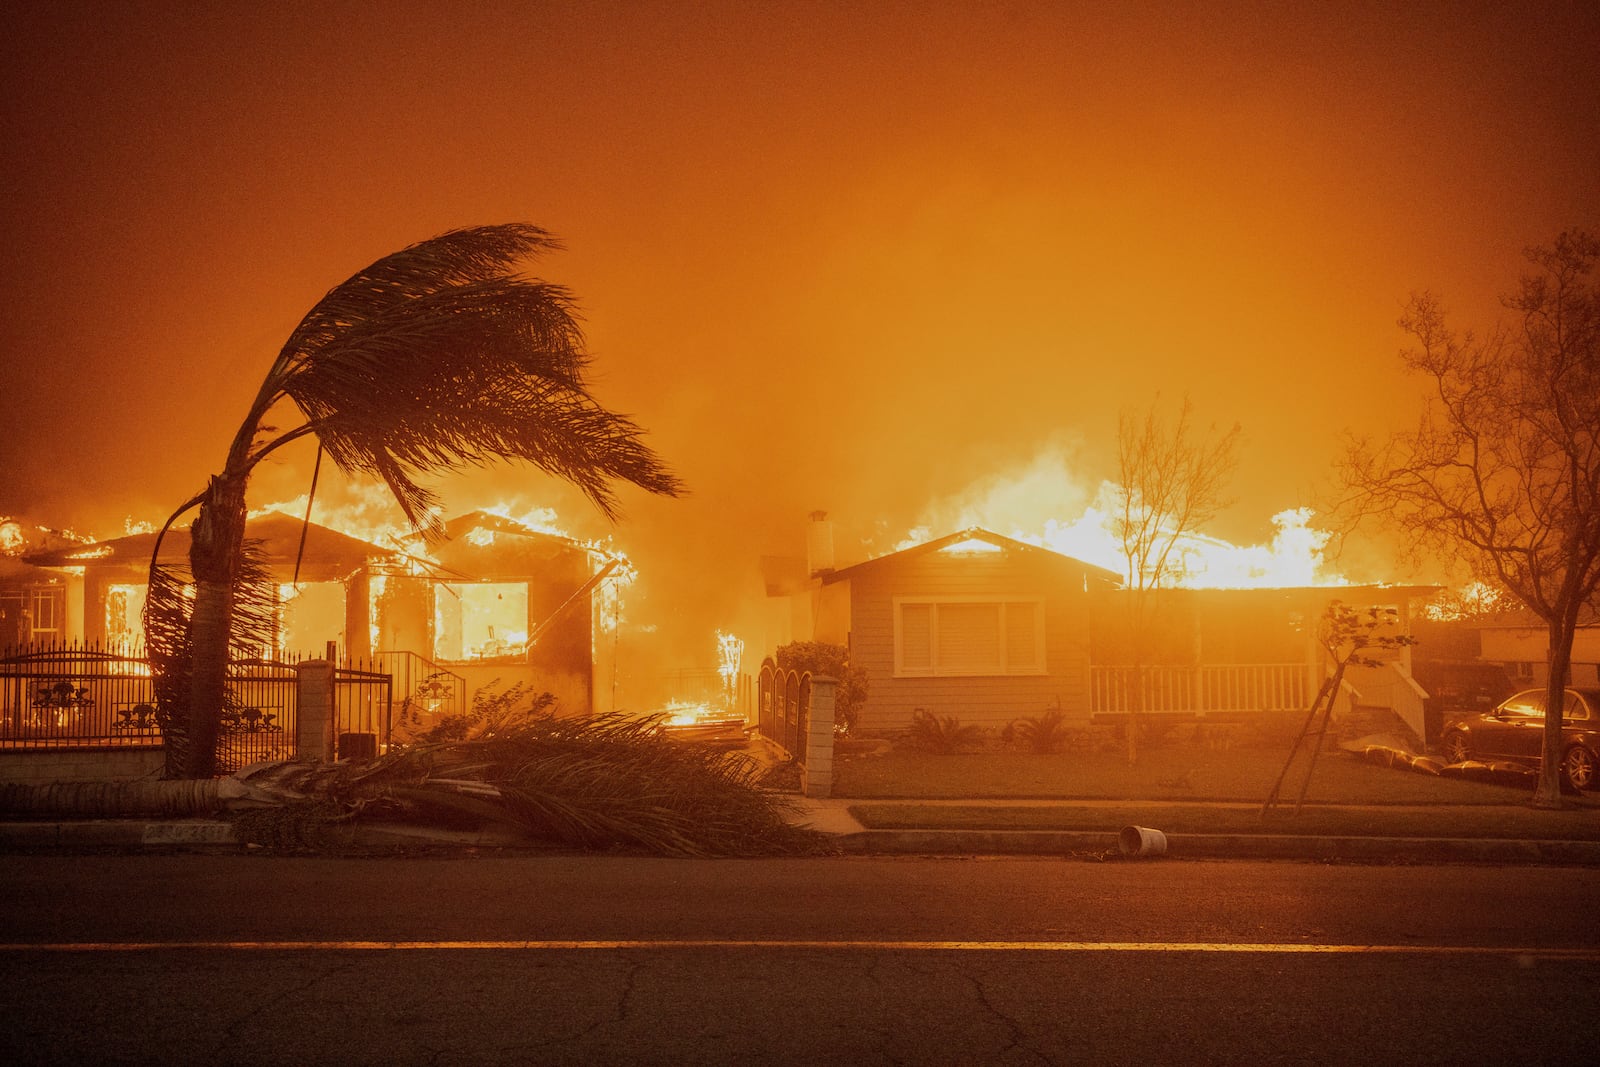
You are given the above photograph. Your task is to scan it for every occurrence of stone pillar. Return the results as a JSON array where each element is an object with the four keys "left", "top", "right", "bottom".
[
  {"left": 296, "top": 659, "right": 336, "bottom": 761},
  {"left": 804, "top": 675, "right": 838, "bottom": 798}
]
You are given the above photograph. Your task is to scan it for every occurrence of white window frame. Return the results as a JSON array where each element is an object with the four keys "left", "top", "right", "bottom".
[{"left": 893, "top": 596, "right": 1046, "bottom": 677}]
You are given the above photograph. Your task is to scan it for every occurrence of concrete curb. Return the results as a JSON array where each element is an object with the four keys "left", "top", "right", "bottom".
[
  {"left": 834, "top": 828, "right": 1600, "bottom": 864},
  {"left": 5, "top": 819, "right": 1599, "bottom": 865}
]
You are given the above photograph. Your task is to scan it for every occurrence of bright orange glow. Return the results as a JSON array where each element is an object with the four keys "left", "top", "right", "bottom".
[{"left": 897, "top": 462, "right": 1343, "bottom": 589}]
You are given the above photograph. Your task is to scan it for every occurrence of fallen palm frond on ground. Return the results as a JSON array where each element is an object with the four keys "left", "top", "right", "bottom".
[{"left": 227, "top": 710, "right": 831, "bottom": 857}]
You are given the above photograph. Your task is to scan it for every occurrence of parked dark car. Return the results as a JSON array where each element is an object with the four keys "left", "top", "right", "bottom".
[
  {"left": 1441, "top": 687, "right": 1600, "bottom": 791},
  {"left": 1411, "top": 661, "right": 1515, "bottom": 746}
]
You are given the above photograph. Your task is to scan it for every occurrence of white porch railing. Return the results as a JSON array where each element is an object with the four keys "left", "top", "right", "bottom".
[
  {"left": 1343, "top": 660, "right": 1428, "bottom": 742},
  {"left": 1090, "top": 664, "right": 1311, "bottom": 717}
]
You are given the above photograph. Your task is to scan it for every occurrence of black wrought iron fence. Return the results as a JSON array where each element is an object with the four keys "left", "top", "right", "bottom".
[
  {"left": 377, "top": 650, "right": 467, "bottom": 739},
  {"left": 1, "top": 642, "right": 158, "bottom": 748},
  {"left": 1, "top": 642, "right": 400, "bottom": 768},
  {"left": 216, "top": 657, "right": 298, "bottom": 774}
]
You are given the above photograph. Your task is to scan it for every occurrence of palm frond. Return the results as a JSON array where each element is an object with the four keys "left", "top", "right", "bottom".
[
  {"left": 250, "top": 707, "right": 831, "bottom": 857},
  {"left": 253, "top": 224, "right": 682, "bottom": 531}
]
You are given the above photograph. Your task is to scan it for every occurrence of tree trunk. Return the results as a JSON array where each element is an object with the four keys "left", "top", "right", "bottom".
[
  {"left": 1532, "top": 615, "right": 1577, "bottom": 809},
  {"left": 180, "top": 473, "right": 248, "bottom": 779}
]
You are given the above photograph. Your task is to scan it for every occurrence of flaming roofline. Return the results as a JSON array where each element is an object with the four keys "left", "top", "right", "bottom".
[{"left": 819, "top": 527, "right": 1122, "bottom": 587}]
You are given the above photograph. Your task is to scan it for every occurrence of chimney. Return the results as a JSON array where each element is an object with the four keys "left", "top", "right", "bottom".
[{"left": 807, "top": 510, "right": 835, "bottom": 577}]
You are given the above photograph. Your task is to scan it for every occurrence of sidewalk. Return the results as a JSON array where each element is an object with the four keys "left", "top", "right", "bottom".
[
  {"left": 4, "top": 798, "right": 1598, "bottom": 864},
  {"left": 786, "top": 796, "right": 1600, "bottom": 864}
]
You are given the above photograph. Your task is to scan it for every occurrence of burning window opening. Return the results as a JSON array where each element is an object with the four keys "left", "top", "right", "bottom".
[
  {"left": 105, "top": 583, "right": 147, "bottom": 652},
  {"left": 25, "top": 584, "right": 67, "bottom": 643},
  {"left": 434, "top": 581, "right": 529, "bottom": 661}
]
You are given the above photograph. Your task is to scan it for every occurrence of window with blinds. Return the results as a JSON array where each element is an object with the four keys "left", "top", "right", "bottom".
[{"left": 894, "top": 597, "right": 1045, "bottom": 676}]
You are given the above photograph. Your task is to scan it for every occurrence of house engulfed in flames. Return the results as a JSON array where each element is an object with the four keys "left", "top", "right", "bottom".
[
  {"left": 19, "top": 509, "right": 625, "bottom": 716},
  {"left": 765, "top": 515, "right": 1437, "bottom": 745}
]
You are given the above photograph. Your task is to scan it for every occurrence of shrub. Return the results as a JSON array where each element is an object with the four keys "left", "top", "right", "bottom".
[
  {"left": 393, "top": 681, "right": 556, "bottom": 748},
  {"left": 774, "top": 641, "right": 869, "bottom": 736},
  {"left": 1010, "top": 710, "right": 1069, "bottom": 754},
  {"left": 906, "top": 709, "right": 984, "bottom": 754}
]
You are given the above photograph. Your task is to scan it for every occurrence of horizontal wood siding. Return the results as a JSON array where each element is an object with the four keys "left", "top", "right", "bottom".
[{"left": 847, "top": 548, "right": 1093, "bottom": 733}]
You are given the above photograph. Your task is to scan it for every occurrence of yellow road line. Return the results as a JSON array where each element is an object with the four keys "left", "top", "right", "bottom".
[{"left": 3, "top": 939, "right": 1598, "bottom": 958}]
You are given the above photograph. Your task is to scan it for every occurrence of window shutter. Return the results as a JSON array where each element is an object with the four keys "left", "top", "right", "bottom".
[
  {"left": 900, "top": 602, "right": 933, "bottom": 672},
  {"left": 1004, "top": 602, "right": 1039, "bottom": 672},
  {"left": 937, "top": 603, "right": 1001, "bottom": 672}
]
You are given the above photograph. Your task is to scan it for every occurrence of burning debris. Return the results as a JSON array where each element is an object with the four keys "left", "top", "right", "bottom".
[{"left": 655, "top": 700, "right": 751, "bottom": 747}]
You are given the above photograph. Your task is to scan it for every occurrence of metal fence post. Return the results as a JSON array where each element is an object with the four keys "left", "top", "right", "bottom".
[{"left": 804, "top": 674, "right": 837, "bottom": 798}]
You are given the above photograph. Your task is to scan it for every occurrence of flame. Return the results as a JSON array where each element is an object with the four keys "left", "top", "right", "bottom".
[
  {"left": 893, "top": 455, "right": 1344, "bottom": 589},
  {"left": 1423, "top": 581, "right": 1507, "bottom": 621},
  {"left": 716, "top": 629, "right": 744, "bottom": 707},
  {"left": 0, "top": 520, "right": 23, "bottom": 555},
  {"left": 251, "top": 481, "right": 426, "bottom": 552},
  {"left": 105, "top": 583, "right": 147, "bottom": 651},
  {"left": 661, "top": 699, "right": 721, "bottom": 726}
]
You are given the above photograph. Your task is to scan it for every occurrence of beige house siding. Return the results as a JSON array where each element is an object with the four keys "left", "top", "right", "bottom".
[{"left": 842, "top": 548, "right": 1095, "bottom": 733}]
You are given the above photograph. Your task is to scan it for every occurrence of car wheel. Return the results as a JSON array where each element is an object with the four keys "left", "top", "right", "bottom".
[
  {"left": 1561, "top": 746, "right": 1597, "bottom": 793},
  {"left": 1444, "top": 731, "right": 1471, "bottom": 764}
]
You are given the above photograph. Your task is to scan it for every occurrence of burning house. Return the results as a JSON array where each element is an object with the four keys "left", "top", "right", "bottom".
[
  {"left": 16, "top": 508, "right": 626, "bottom": 717},
  {"left": 19, "top": 511, "right": 397, "bottom": 656},
  {"left": 2, "top": 518, "right": 95, "bottom": 648},
  {"left": 374, "top": 509, "right": 626, "bottom": 716},
  {"left": 774, "top": 525, "right": 1121, "bottom": 732},
  {"left": 768, "top": 517, "right": 1436, "bottom": 743}
]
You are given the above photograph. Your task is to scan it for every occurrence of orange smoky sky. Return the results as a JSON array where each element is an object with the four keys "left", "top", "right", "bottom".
[{"left": 1, "top": 1, "right": 1596, "bottom": 668}]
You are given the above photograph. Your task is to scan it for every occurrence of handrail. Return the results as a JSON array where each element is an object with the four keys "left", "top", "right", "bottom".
[{"left": 1090, "top": 663, "right": 1310, "bottom": 715}]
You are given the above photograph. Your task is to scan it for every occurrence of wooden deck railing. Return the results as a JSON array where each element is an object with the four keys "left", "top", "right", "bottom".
[{"left": 1090, "top": 664, "right": 1311, "bottom": 717}]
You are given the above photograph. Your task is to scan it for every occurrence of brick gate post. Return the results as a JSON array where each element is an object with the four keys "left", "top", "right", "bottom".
[
  {"left": 804, "top": 675, "right": 837, "bottom": 797},
  {"left": 296, "top": 660, "right": 336, "bottom": 761}
]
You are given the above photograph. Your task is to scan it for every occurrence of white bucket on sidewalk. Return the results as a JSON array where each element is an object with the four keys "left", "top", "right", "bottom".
[{"left": 1118, "top": 825, "right": 1167, "bottom": 857}]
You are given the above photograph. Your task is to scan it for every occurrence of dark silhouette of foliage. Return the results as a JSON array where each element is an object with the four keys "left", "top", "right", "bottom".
[
  {"left": 1341, "top": 231, "right": 1600, "bottom": 808},
  {"left": 774, "top": 640, "right": 869, "bottom": 735},
  {"left": 148, "top": 224, "right": 683, "bottom": 778},
  {"left": 1009, "top": 709, "right": 1070, "bottom": 754},
  {"left": 906, "top": 709, "right": 983, "bottom": 754}
]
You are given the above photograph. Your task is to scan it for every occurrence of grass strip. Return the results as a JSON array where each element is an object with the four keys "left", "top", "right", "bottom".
[{"left": 847, "top": 802, "right": 1600, "bottom": 840}]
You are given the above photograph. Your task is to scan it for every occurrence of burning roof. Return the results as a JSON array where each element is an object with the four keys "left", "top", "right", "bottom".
[
  {"left": 820, "top": 527, "right": 1122, "bottom": 587},
  {"left": 21, "top": 510, "right": 395, "bottom": 578}
]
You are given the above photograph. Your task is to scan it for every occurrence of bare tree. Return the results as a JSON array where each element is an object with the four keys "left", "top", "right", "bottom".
[
  {"left": 148, "top": 225, "right": 683, "bottom": 778},
  {"left": 1113, "top": 396, "right": 1240, "bottom": 764},
  {"left": 1342, "top": 231, "right": 1600, "bottom": 808}
]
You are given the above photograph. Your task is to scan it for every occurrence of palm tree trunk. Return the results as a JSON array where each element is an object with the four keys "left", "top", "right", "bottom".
[{"left": 182, "top": 473, "right": 248, "bottom": 779}]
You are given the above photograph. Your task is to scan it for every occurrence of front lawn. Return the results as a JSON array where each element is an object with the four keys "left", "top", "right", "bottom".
[{"left": 832, "top": 738, "right": 1544, "bottom": 806}]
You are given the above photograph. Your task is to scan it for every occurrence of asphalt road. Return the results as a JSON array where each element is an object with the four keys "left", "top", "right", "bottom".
[{"left": 3, "top": 854, "right": 1598, "bottom": 1065}]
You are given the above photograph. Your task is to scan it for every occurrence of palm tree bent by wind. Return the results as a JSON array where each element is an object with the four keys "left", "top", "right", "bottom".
[{"left": 147, "top": 224, "right": 683, "bottom": 778}]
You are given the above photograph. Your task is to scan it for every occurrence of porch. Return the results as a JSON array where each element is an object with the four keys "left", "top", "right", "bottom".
[{"left": 1089, "top": 661, "right": 1428, "bottom": 748}]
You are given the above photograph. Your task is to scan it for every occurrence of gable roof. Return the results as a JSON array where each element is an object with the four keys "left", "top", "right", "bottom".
[
  {"left": 22, "top": 511, "right": 393, "bottom": 572},
  {"left": 820, "top": 527, "right": 1122, "bottom": 587}
]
